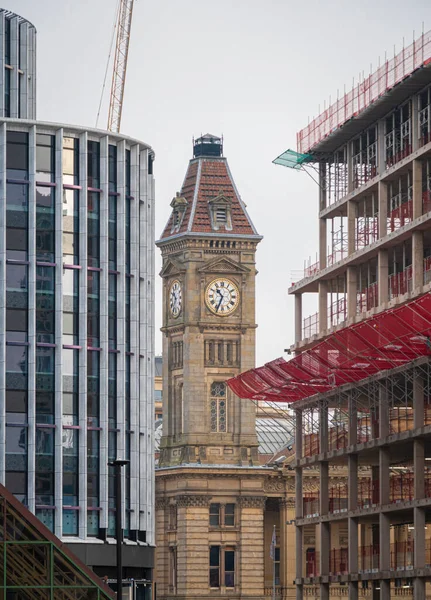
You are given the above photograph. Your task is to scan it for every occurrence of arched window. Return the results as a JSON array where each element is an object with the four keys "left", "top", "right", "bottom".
[{"left": 210, "top": 382, "right": 227, "bottom": 433}]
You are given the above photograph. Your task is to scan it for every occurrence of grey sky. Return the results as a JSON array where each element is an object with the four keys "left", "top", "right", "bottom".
[{"left": 11, "top": 0, "right": 431, "bottom": 365}]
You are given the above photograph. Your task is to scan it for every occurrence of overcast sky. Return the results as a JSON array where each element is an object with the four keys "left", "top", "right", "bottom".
[{"left": 11, "top": 0, "right": 431, "bottom": 365}]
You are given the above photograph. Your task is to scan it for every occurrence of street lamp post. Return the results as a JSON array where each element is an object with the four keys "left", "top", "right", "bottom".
[{"left": 108, "top": 459, "right": 129, "bottom": 599}]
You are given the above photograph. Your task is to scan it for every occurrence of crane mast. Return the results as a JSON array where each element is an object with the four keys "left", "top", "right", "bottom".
[{"left": 107, "top": 0, "right": 135, "bottom": 133}]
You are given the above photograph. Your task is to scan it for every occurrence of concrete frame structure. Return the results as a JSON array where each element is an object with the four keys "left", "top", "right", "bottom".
[
  {"left": 289, "top": 34, "right": 431, "bottom": 600},
  {"left": 0, "top": 9, "right": 36, "bottom": 119},
  {"left": 227, "top": 31, "right": 431, "bottom": 600}
]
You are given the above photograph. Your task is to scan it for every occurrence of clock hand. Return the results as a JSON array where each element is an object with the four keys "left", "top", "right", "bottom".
[{"left": 216, "top": 289, "right": 223, "bottom": 312}]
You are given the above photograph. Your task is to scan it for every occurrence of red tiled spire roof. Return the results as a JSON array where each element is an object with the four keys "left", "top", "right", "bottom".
[{"left": 159, "top": 156, "right": 260, "bottom": 241}]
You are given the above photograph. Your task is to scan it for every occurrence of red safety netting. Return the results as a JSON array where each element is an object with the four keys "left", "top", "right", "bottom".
[
  {"left": 297, "top": 30, "right": 431, "bottom": 154},
  {"left": 227, "top": 293, "right": 431, "bottom": 404}
]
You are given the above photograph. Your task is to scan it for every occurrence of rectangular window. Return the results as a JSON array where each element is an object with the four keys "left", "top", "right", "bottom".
[
  {"left": 36, "top": 266, "right": 55, "bottom": 344},
  {"left": 87, "top": 430, "right": 99, "bottom": 508},
  {"left": 87, "top": 350, "right": 100, "bottom": 424},
  {"left": 6, "top": 132, "right": 28, "bottom": 179},
  {"left": 108, "top": 274, "right": 117, "bottom": 348},
  {"left": 36, "top": 392, "right": 54, "bottom": 424},
  {"left": 109, "top": 195, "right": 117, "bottom": 269},
  {"left": 209, "top": 546, "right": 220, "bottom": 588},
  {"left": 225, "top": 503, "right": 235, "bottom": 526},
  {"left": 63, "top": 137, "right": 79, "bottom": 185},
  {"left": 63, "top": 188, "right": 79, "bottom": 264},
  {"left": 88, "top": 192, "right": 100, "bottom": 267},
  {"left": 5, "top": 18, "right": 11, "bottom": 64},
  {"left": 5, "top": 471, "right": 26, "bottom": 505},
  {"left": 36, "top": 134, "right": 55, "bottom": 182},
  {"left": 36, "top": 186, "right": 55, "bottom": 262},
  {"left": 4, "top": 68, "right": 10, "bottom": 117},
  {"left": 88, "top": 141, "right": 100, "bottom": 188},
  {"left": 108, "top": 144, "right": 117, "bottom": 192},
  {"left": 87, "top": 271, "right": 100, "bottom": 346},
  {"left": 224, "top": 549, "right": 235, "bottom": 587},
  {"left": 209, "top": 503, "right": 220, "bottom": 527}
]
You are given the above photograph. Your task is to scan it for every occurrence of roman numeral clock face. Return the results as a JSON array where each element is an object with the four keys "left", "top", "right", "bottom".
[
  {"left": 169, "top": 280, "right": 182, "bottom": 318},
  {"left": 205, "top": 278, "right": 240, "bottom": 316}
]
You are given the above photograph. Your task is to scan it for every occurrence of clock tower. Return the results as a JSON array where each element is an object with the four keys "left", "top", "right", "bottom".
[{"left": 156, "top": 134, "right": 262, "bottom": 467}]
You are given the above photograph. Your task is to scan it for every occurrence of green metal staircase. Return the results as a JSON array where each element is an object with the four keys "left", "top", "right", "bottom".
[{"left": 0, "top": 484, "right": 115, "bottom": 599}]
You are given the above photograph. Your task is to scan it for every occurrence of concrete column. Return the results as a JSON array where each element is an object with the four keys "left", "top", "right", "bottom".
[
  {"left": 295, "top": 523, "right": 303, "bottom": 580},
  {"left": 296, "top": 583, "right": 303, "bottom": 600},
  {"left": 348, "top": 394, "right": 358, "bottom": 446},
  {"left": 380, "top": 579, "right": 390, "bottom": 600},
  {"left": 414, "top": 439, "right": 425, "bottom": 500},
  {"left": 378, "top": 182, "right": 388, "bottom": 238},
  {"left": 320, "top": 462, "right": 329, "bottom": 515},
  {"left": 347, "top": 142, "right": 354, "bottom": 194},
  {"left": 414, "top": 578, "right": 425, "bottom": 600},
  {"left": 378, "top": 249, "right": 389, "bottom": 305},
  {"left": 320, "top": 522, "right": 330, "bottom": 575},
  {"left": 379, "top": 448, "right": 390, "bottom": 505},
  {"left": 414, "top": 375, "right": 424, "bottom": 429},
  {"left": 318, "top": 281, "right": 328, "bottom": 334},
  {"left": 348, "top": 454, "right": 358, "bottom": 511},
  {"left": 412, "top": 159, "right": 422, "bottom": 219},
  {"left": 295, "top": 409, "right": 303, "bottom": 457},
  {"left": 348, "top": 581, "right": 358, "bottom": 600},
  {"left": 320, "top": 583, "right": 330, "bottom": 600},
  {"left": 414, "top": 507, "right": 425, "bottom": 568},
  {"left": 319, "top": 163, "right": 327, "bottom": 211},
  {"left": 347, "top": 200, "right": 357, "bottom": 255},
  {"left": 294, "top": 294, "right": 302, "bottom": 343},
  {"left": 412, "top": 231, "right": 424, "bottom": 290},
  {"left": 347, "top": 266, "right": 357, "bottom": 319},
  {"left": 319, "top": 406, "right": 328, "bottom": 453},
  {"left": 348, "top": 517, "right": 358, "bottom": 573},
  {"left": 379, "top": 384, "right": 389, "bottom": 439},
  {"left": 377, "top": 119, "right": 386, "bottom": 176},
  {"left": 319, "top": 219, "right": 327, "bottom": 269},
  {"left": 379, "top": 512, "right": 390, "bottom": 571}
]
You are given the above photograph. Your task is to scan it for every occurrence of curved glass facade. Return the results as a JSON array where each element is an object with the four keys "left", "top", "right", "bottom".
[
  {"left": 1, "top": 10, "right": 36, "bottom": 119},
  {"left": 0, "top": 121, "right": 155, "bottom": 549}
]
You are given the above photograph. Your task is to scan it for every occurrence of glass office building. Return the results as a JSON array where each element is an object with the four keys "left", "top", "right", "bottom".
[
  {"left": 0, "top": 9, "right": 155, "bottom": 587},
  {"left": 0, "top": 10, "right": 36, "bottom": 119}
]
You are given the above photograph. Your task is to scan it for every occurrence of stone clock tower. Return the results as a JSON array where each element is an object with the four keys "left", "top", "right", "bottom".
[
  {"left": 156, "top": 134, "right": 262, "bottom": 468},
  {"left": 155, "top": 136, "right": 275, "bottom": 600}
]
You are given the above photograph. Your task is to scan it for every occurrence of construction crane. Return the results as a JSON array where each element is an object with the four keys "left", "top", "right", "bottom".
[{"left": 107, "top": 0, "right": 135, "bottom": 133}]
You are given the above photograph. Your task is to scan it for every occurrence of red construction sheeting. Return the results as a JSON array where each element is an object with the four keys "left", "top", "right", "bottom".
[{"left": 227, "top": 294, "right": 431, "bottom": 404}]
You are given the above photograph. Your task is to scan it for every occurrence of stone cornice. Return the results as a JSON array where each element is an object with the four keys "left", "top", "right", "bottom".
[
  {"left": 238, "top": 496, "right": 266, "bottom": 509},
  {"left": 176, "top": 494, "right": 211, "bottom": 508}
]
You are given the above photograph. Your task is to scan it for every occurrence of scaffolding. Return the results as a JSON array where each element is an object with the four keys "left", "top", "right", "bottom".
[{"left": 297, "top": 30, "right": 431, "bottom": 154}]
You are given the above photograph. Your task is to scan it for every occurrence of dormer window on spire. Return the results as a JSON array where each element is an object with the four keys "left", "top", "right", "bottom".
[
  {"left": 170, "top": 192, "right": 188, "bottom": 234},
  {"left": 208, "top": 192, "right": 232, "bottom": 231}
]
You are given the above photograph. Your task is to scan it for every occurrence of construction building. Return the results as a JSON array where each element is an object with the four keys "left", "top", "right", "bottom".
[
  {"left": 0, "top": 8, "right": 155, "bottom": 592},
  {"left": 228, "top": 31, "right": 431, "bottom": 600}
]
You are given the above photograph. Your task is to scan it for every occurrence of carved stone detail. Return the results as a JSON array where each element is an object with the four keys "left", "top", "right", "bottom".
[
  {"left": 264, "top": 477, "right": 285, "bottom": 493},
  {"left": 176, "top": 495, "right": 211, "bottom": 508},
  {"left": 155, "top": 497, "right": 169, "bottom": 510},
  {"left": 238, "top": 496, "right": 266, "bottom": 509},
  {"left": 279, "top": 497, "right": 295, "bottom": 509}
]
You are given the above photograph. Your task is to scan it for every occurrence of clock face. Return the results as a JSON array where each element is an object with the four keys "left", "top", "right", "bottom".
[
  {"left": 169, "top": 280, "right": 182, "bottom": 318},
  {"left": 205, "top": 278, "right": 240, "bottom": 316}
]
